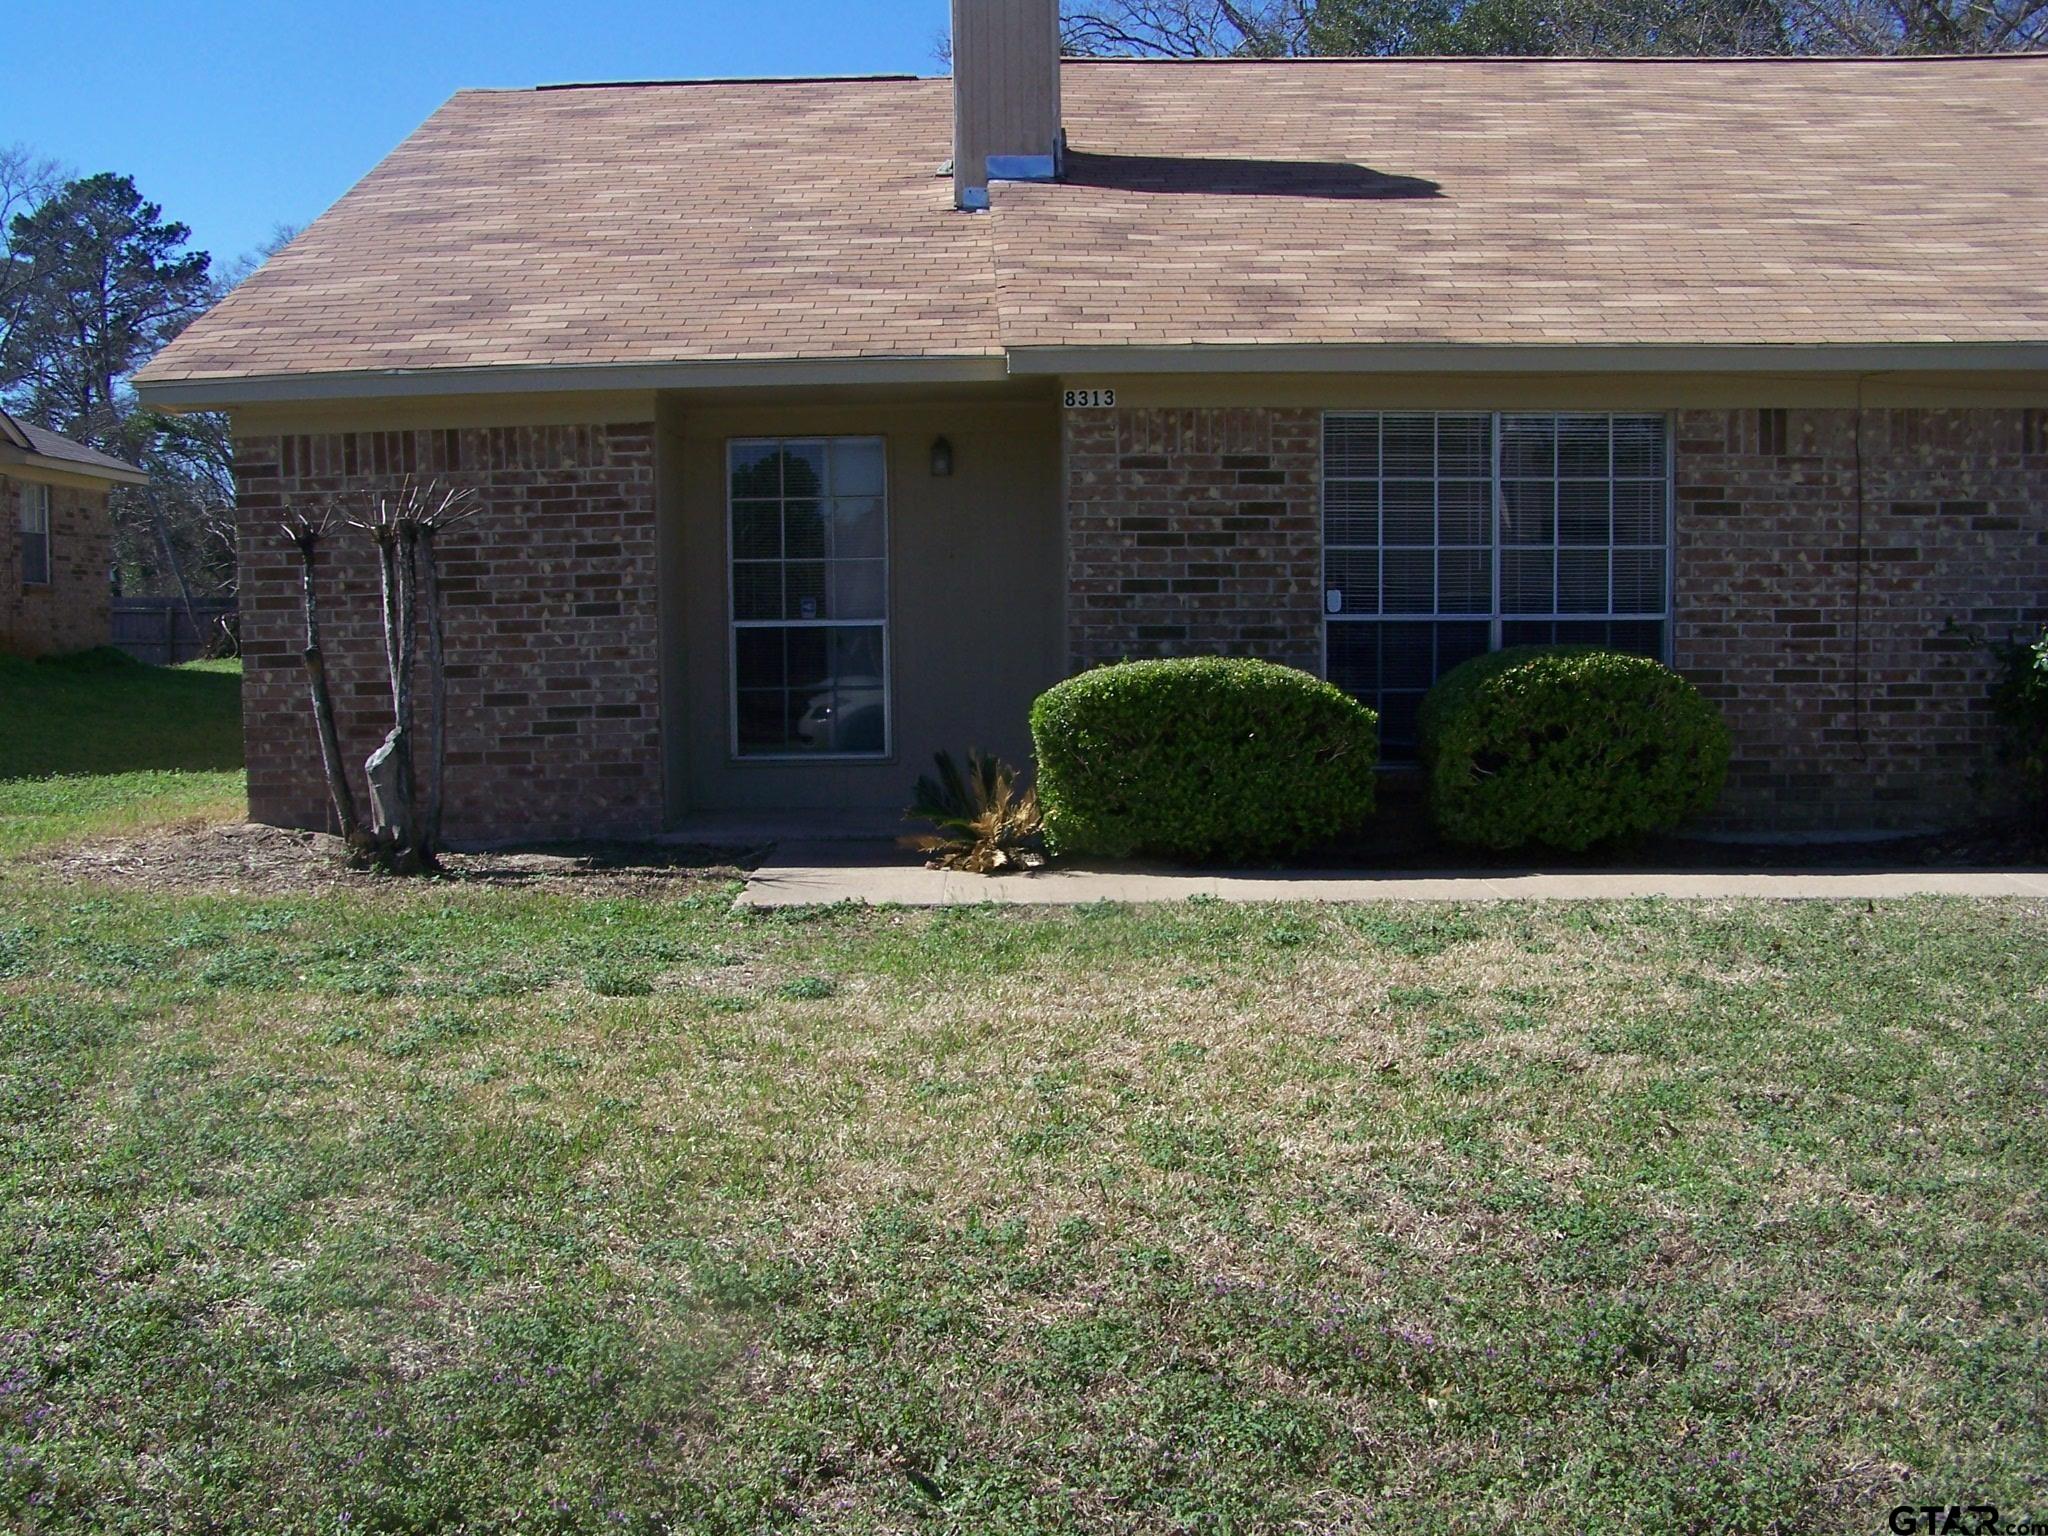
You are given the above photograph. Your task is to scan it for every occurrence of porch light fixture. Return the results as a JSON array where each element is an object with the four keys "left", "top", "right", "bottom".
[{"left": 929, "top": 436, "right": 954, "bottom": 477}]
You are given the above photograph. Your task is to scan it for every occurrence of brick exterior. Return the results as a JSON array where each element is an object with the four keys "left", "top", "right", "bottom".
[
  {"left": 1675, "top": 407, "right": 2048, "bottom": 830},
  {"left": 234, "top": 424, "right": 662, "bottom": 843},
  {"left": 1064, "top": 407, "right": 1323, "bottom": 671},
  {"left": 1, "top": 476, "right": 111, "bottom": 657},
  {"left": 235, "top": 403, "right": 2048, "bottom": 844},
  {"left": 1062, "top": 402, "right": 2048, "bottom": 833}
]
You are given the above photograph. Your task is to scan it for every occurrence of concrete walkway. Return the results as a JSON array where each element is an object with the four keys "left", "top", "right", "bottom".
[{"left": 736, "top": 840, "right": 2048, "bottom": 909}]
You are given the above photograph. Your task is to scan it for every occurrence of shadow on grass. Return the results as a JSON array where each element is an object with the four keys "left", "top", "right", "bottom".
[{"left": 0, "top": 648, "right": 243, "bottom": 780}]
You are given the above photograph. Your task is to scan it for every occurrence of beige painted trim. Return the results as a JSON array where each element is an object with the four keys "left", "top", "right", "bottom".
[
  {"left": 135, "top": 354, "right": 1011, "bottom": 413},
  {"left": 675, "top": 397, "right": 1056, "bottom": 430},
  {"left": 140, "top": 345, "right": 2048, "bottom": 417},
  {"left": 0, "top": 449, "right": 144, "bottom": 490},
  {"left": 662, "top": 395, "right": 1063, "bottom": 815},
  {"left": 1081, "top": 370, "right": 2048, "bottom": 410},
  {"left": 232, "top": 392, "right": 663, "bottom": 436},
  {"left": 1013, "top": 343, "right": 2048, "bottom": 378},
  {"left": 231, "top": 380, "right": 1062, "bottom": 437}
]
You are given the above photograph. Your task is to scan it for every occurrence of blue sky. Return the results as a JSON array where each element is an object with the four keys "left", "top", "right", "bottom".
[{"left": 2, "top": 0, "right": 951, "bottom": 269}]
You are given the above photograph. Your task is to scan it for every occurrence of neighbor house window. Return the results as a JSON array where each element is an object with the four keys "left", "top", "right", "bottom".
[
  {"left": 728, "top": 437, "right": 889, "bottom": 758},
  {"left": 19, "top": 482, "right": 51, "bottom": 586},
  {"left": 1323, "top": 412, "right": 1670, "bottom": 755}
]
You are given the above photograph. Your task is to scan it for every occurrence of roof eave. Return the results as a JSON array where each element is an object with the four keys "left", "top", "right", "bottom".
[
  {"left": 1004, "top": 341, "right": 2048, "bottom": 375},
  {"left": 134, "top": 354, "right": 1013, "bottom": 413},
  {"left": 0, "top": 445, "right": 149, "bottom": 487},
  {"left": 132, "top": 342, "right": 2048, "bottom": 415}
]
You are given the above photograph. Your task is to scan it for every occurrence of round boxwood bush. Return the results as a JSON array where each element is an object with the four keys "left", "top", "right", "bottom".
[
  {"left": 1417, "top": 646, "right": 1729, "bottom": 851},
  {"left": 1029, "top": 657, "right": 1379, "bottom": 862}
]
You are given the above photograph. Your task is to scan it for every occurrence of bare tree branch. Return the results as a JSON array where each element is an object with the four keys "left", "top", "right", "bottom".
[
  {"left": 280, "top": 506, "right": 361, "bottom": 844},
  {"left": 1063, "top": 0, "right": 2045, "bottom": 55},
  {"left": 1061, "top": 0, "right": 1313, "bottom": 56},
  {"left": 338, "top": 479, "right": 477, "bottom": 873},
  {"left": 0, "top": 144, "right": 67, "bottom": 379}
]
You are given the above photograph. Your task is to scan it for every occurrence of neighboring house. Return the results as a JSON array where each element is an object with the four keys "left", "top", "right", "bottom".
[
  {"left": 134, "top": 3, "right": 2048, "bottom": 842},
  {"left": 1, "top": 411, "right": 146, "bottom": 658}
]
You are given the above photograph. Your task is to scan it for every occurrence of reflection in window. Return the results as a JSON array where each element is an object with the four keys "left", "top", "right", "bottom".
[
  {"left": 728, "top": 438, "right": 888, "bottom": 757},
  {"left": 1323, "top": 412, "right": 1669, "bottom": 756}
]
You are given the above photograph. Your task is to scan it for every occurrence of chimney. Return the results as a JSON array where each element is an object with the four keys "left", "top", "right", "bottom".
[{"left": 951, "top": 0, "right": 1062, "bottom": 211}]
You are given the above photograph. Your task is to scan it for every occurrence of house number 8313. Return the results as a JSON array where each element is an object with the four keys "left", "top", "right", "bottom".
[{"left": 1062, "top": 388, "right": 1116, "bottom": 409}]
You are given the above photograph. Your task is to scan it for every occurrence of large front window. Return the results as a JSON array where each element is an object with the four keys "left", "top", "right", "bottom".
[
  {"left": 728, "top": 437, "right": 889, "bottom": 758},
  {"left": 1323, "top": 412, "right": 1670, "bottom": 754}
]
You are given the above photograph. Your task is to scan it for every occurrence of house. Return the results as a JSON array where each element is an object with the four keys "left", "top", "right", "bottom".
[
  {"left": 1, "top": 411, "right": 145, "bottom": 657},
  {"left": 134, "top": 3, "right": 2048, "bottom": 842}
]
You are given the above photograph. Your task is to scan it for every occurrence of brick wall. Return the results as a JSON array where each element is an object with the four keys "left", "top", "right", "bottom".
[
  {"left": 235, "top": 424, "right": 663, "bottom": 843},
  {"left": 233, "top": 406, "right": 2046, "bottom": 843},
  {"left": 1064, "top": 407, "right": 1322, "bottom": 671},
  {"left": 1, "top": 476, "right": 111, "bottom": 657},
  {"left": 1675, "top": 407, "right": 2048, "bottom": 830},
  {"left": 1062, "top": 402, "right": 2048, "bottom": 833}
]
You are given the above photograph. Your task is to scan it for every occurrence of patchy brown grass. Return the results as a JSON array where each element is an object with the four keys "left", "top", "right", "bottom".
[{"left": 2, "top": 877, "right": 2043, "bottom": 1533}]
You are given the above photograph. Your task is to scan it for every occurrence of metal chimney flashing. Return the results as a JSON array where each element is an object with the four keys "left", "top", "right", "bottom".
[
  {"left": 960, "top": 138, "right": 1064, "bottom": 212},
  {"left": 985, "top": 153, "right": 1058, "bottom": 182}
]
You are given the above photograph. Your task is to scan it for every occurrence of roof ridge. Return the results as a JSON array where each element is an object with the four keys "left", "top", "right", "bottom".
[
  {"left": 498, "top": 56, "right": 2048, "bottom": 96},
  {"left": 535, "top": 73, "right": 928, "bottom": 92}
]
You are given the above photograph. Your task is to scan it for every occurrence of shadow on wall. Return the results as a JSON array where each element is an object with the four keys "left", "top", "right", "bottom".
[{"left": 1060, "top": 149, "right": 1442, "bottom": 200}]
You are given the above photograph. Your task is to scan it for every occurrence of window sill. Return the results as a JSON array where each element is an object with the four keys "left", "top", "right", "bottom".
[{"left": 732, "top": 754, "right": 895, "bottom": 766}]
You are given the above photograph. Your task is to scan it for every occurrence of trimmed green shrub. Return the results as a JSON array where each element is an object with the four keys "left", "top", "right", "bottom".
[
  {"left": 1029, "top": 657, "right": 1379, "bottom": 862},
  {"left": 1418, "top": 646, "right": 1729, "bottom": 852}
]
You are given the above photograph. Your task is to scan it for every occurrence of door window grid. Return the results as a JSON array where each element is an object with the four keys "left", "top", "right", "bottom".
[
  {"left": 1323, "top": 412, "right": 1670, "bottom": 754},
  {"left": 727, "top": 437, "right": 889, "bottom": 759}
]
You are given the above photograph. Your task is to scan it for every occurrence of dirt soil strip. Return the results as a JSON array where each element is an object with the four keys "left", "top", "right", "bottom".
[{"left": 34, "top": 822, "right": 759, "bottom": 898}]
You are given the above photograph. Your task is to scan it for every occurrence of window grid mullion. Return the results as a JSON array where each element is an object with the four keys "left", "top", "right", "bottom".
[
  {"left": 1430, "top": 417, "right": 1442, "bottom": 617},
  {"left": 1607, "top": 417, "right": 1618, "bottom": 617},
  {"left": 1489, "top": 413, "right": 1503, "bottom": 651},
  {"left": 1322, "top": 410, "right": 1672, "bottom": 754}
]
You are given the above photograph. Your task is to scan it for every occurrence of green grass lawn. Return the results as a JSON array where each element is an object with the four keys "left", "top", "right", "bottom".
[
  {"left": 1, "top": 658, "right": 2045, "bottom": 1532},
  {"left": 0, "top": 649, "right": 245, "bottom": 856},
  {"left": 2, "top": 886, "right": 2044, "bottom": 1533}
]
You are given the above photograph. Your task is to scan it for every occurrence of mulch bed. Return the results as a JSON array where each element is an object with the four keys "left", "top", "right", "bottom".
[
  {"left": 1317, "top": 823, "right": 2048, "bottom": 874},
  {"left": 36, "top": 821, "right": 760, "bottom": 898},
  {"left": 1318, "top": 774, "right": 2048, "bottom": 873}
]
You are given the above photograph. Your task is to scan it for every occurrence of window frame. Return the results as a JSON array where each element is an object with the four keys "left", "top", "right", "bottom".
[
  {"left": 18, "top": 481, "right": 52, "bottom": 588},
  {"left": 1319, "top": 410, "right": 1676, "bottom": 748},
  {"left": 725, "top": 434, "right": 892, "bottom": 763}
]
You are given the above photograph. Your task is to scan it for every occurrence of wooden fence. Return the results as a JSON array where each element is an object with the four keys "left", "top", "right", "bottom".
[{"left": 110, "top": 597, "right": 238, "bottom": 666}]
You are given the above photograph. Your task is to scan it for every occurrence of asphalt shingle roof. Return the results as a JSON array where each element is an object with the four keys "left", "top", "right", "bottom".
[
  {"left": 136, "top": 56, "right": 2048, "bottom": 386},
  {"left": 1000, "top": 57, "right": 2048, "bottom": 350},
  {"left": 0, "top": 410, "right": 146, "bottom": 480}
]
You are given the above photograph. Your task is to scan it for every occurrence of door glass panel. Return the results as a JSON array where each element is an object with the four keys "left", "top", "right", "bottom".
[{"left": 728, "top": 436, "right": 890, "bottom": 757}]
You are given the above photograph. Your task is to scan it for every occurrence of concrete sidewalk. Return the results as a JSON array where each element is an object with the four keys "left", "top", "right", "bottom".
[{"left": 736, "top": 841, "right": 2048, "bottom": 909}]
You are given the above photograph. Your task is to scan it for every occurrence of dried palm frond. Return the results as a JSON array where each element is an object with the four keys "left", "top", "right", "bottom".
[{"left": 902, "top": 750, "right": 1047, "bottom": 874}]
